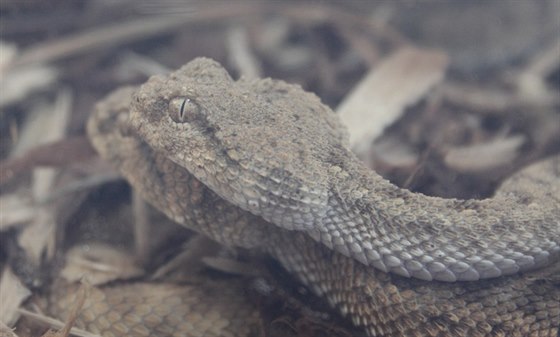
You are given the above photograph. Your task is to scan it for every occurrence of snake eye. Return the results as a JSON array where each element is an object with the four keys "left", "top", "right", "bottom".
[{"left": 169, "top": 97, "right": 200, "bottom": 123}]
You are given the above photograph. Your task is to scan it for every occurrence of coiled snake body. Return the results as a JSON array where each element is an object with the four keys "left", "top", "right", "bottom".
[{"left": 83, "top": 58, "right": 559, "bottom": 336}]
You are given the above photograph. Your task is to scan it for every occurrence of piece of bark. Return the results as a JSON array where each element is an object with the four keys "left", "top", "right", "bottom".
[{"left": 337, "top": 47, "right": 448, "bottom": 156}]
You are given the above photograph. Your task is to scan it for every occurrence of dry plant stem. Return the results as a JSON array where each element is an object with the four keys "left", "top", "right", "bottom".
[
  {"left": 12, "top": 16, "right": 191, "bottom": 67},
  {"left": 11, "top": 3, "right": 403, "bottom": 69},
  {"left": 54, "top": 283, "right": 89, "bottom": 337},
  {"left": 18, "top": 309, "right": 101, "bottom": 337},
  {"left": 150, "top": 235, "right": 220, "bottom": 280},
  {"left": 132, "top": 192, "right": 151, "bottom": 264},
  {"left": 0, "top": 321, "right": 18, "bottom": 337},
  {"left": 0, "top": 137, "right": 96, "bottom": 186},
  {"left": 442, "top": 83, "right": 559, "bottom": 112},
  {"left": 227, "top": 26, "right": 262, "bottom": 79}
]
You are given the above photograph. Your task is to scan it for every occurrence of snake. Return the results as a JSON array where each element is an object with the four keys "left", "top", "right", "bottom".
[{"left": 71, "top": 58, "right": 560, "bottom": 336}]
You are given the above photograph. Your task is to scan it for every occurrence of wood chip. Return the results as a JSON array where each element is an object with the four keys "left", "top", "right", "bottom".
[
  {"left": 0, "top": 41, "right": 17, "bottom": 70},
  {"left": 442, "top": 83, "right": 526, "bottom": 113},
  {"left": 516, "top": 39, "right": 560, "bottom": 102},
  {"left": 372, "top": 137, "right": 418, "bottom": 169},
  {"left": 11, "top": 89, "right": 72, "bottom": 159},
  {"left": 18, "top": 208, "right": 57, "bottom": 264},
  {"left": 0, "top": 65, "right": 58, "bottom": 108},
  {"left": 118, "top": 52, "right": 171, "bottom": 78},
  {"left": 337, "top": 47, "right": 448, "bottom": 156},
  {"left": 0, "top": 267, "right": 31, "bottom": 327},
  {"left": 61, "top": 244, "right": 144, "bottom": 286},
  {"left": 227, "top": 26, "right": 262, "bottom": 78},
  {"left": 18, "top": 89, "right": 72, "bottom": 264},
  {"left": 0, "top": 195, "right": 34, "bottom": 231},
  {"left": 0, "top": 41, "right": 58, "bottom": 108},
  {"left": 444, "top": 135, "right": 526, "bottom": 173},
  {"left": 0, "top": 321, "right": 18, "bottom": 337}
]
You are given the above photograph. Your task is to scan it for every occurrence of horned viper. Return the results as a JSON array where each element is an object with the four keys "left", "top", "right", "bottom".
[{"left": 82, "top": 58, "right": 559, "bottom": 336}]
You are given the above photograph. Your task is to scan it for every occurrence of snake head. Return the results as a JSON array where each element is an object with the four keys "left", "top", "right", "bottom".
[{"left": 128, "top": 57, "right": 351, "bottom": 231}]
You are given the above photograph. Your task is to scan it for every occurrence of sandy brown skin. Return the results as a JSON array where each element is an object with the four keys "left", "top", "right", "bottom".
[
  {"left": 128, "top": 58, "right": 559, "bottom": 283},
  {"left": 85, "top": 62, "right": 560, "bottom": 336},
  {"left": 48, "top": 279, "right": 262, "bottom": 337}
]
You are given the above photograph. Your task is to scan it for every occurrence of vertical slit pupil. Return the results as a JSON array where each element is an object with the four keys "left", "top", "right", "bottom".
[{"left": 180, "top": 99, "right": 188, "bottom": 119}]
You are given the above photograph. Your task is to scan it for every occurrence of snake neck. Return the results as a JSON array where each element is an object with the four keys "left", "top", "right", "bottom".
[{"left": 311, "top": 150, "right": 560, "bottom": 282}]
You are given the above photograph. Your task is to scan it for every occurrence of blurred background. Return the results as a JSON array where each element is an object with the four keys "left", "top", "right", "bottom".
[{"left": 1, "top": 1, "right": 559, "bottom": 336}]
